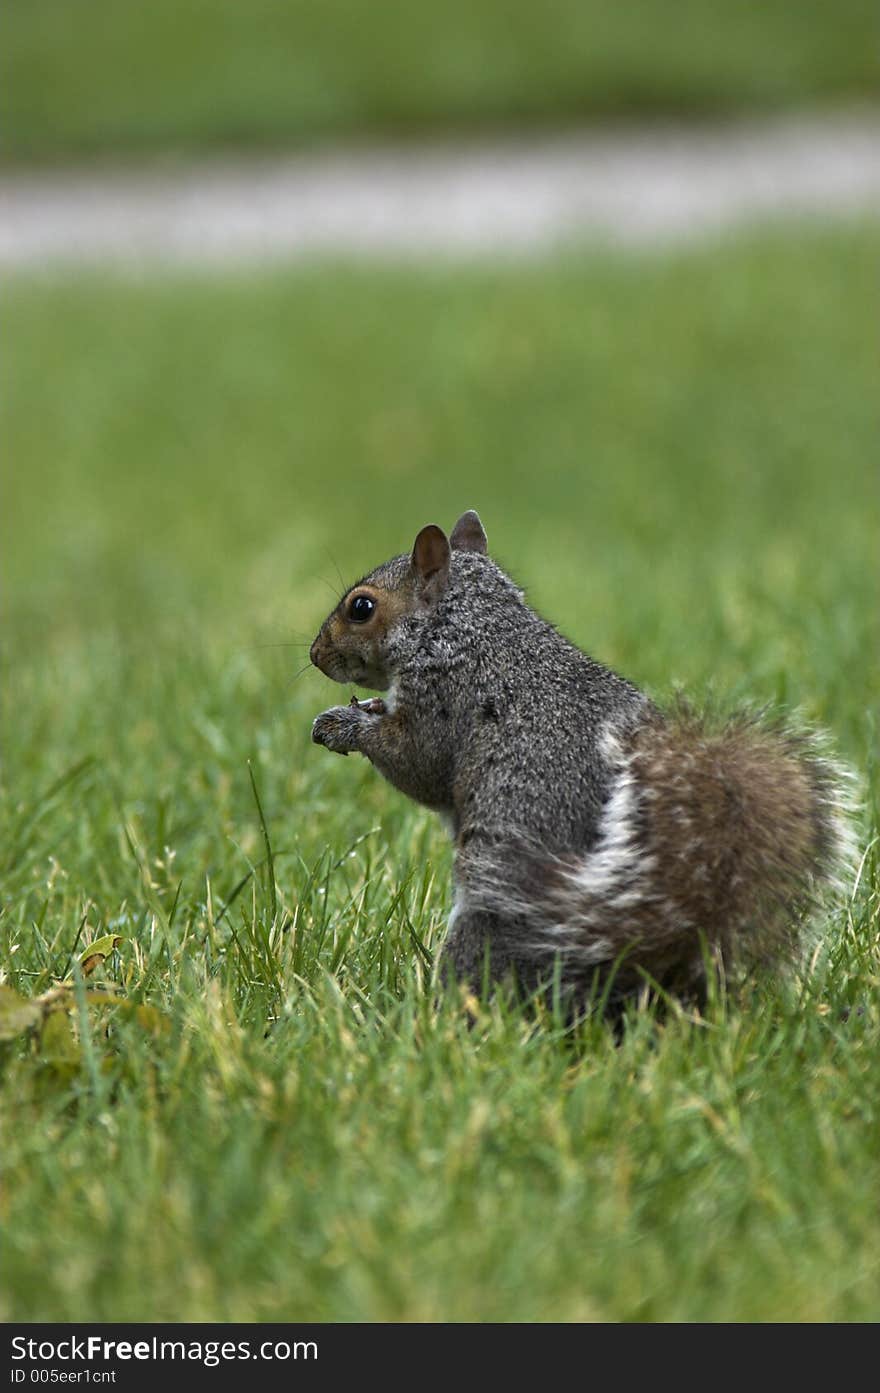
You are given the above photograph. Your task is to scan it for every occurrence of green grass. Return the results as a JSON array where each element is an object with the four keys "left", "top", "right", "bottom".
[
  {"left": 3, "top": 0, "right": 879, "bottom": 164},
  {"left": 2, "top": 226, "right": 879, "bottom": 1321}
]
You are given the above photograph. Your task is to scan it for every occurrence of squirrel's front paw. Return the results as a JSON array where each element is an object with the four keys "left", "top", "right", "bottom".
[
  {"left": 312, "top": 694, "right": 387, "bottom": 756},
  {"left": 311, "top": 704, "right": 367, "bottom": 756},
  {"left": 350, "top": 695, "right": 386, "bottom": 716}
]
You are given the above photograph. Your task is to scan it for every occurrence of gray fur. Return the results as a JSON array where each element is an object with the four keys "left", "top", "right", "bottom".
[{"left": 310, "top": 514, "right": 855, "bottom": 1009}]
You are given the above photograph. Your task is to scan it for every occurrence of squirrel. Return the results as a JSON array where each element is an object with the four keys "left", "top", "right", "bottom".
[{"left": 309, "top": 511, "right": 854, "bottom": 1009}]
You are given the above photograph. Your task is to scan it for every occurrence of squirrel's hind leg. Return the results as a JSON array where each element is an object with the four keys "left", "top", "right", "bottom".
[{"left": 440, "top": 895, "right": 518, "bottom": 995}]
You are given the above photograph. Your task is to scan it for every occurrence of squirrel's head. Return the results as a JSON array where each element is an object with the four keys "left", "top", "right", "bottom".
[{"left": 309, "top": 510, "right": 488, "bottom": 691}]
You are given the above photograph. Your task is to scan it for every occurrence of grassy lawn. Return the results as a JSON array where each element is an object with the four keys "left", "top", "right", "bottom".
[
  {"left": 3, "top": 0, "right": 879, "bottom": 164},
  {"left": 2, "top": 227, "right": 878, "bottom": 1321}
]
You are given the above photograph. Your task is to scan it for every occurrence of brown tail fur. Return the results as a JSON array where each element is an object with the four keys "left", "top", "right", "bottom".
[
  {"left": 614, "top": 707, "right": 854, "bottom": 994},
  {"left": 467, "top": 706, "right": 855, "bottom": 1003}
]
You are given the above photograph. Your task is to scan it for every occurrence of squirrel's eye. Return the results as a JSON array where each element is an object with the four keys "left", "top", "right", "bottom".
[{"left": 348, "top": 594, "right": 376, "bottom": 624}]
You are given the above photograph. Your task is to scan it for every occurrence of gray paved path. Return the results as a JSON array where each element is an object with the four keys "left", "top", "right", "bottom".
[{"left": 2, "top": 112, "right": 878, "bottom": 270}]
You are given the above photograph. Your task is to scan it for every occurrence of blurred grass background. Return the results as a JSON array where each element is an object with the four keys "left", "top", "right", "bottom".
[
  {"left": 3, "top": 0, "right": 879, "bottom": 163},
  {"left": 3, "top": 0, "right": 879, "bottom": 1326},
  {"left": 5, "top": 232, "right": 878, "bottom": 685},
  {"left": 4, "top": 232, "right": 878, "bottom": 1320}
]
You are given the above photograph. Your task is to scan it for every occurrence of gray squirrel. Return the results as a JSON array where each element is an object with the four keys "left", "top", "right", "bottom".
[{"left": 310, "top": 511, "right": 853, "bottom": 1007}]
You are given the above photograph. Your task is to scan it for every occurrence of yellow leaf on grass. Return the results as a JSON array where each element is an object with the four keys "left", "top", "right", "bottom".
[{"left": 79, "top": 935, "right": 124, "bottom": 976}]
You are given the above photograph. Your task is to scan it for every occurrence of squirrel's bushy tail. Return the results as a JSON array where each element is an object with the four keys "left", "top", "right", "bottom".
[{"left": 471, "top": 707, "right": 856, "bottom": 1001}]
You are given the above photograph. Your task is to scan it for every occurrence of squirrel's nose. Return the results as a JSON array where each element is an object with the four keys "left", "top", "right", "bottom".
[{"left": 309, "top": 638, "right": 320, "bottom": 667}]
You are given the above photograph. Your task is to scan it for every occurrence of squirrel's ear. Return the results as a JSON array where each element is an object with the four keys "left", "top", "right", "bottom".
[
  {"left": 450, "top": 510, "right": 488, "bottom": 555},
  {"left": 411, "top": 524, "right": 451, "bottom": 599}
]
